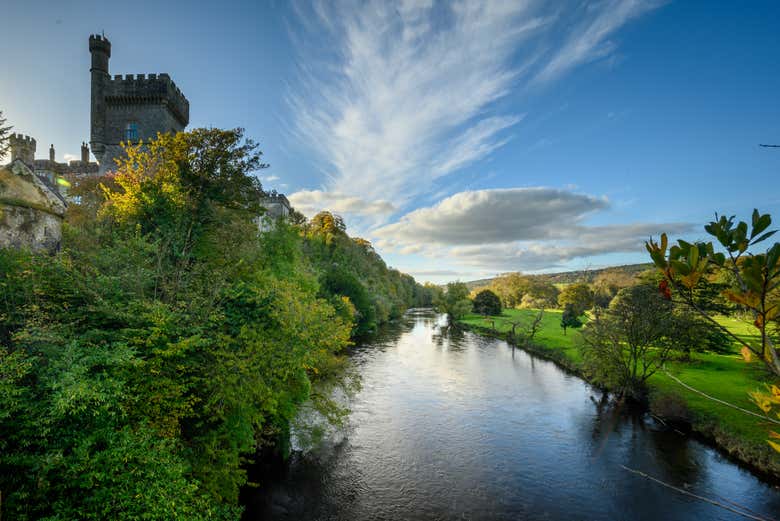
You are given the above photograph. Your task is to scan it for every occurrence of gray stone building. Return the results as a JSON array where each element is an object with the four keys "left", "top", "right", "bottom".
[
  {"left": 8, "top": 133, "right": 98, "bottom": 198},
  {"left": 89, "top": 34, "right": 190, "bottom": 172}
]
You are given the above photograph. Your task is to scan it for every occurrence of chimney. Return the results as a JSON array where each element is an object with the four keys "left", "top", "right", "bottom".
[
  {"left": 50, "top": 144, "right": 55, "bottom": 162},
  {"left": 81, "top": 142, "right": 90, "bottom": 163}
]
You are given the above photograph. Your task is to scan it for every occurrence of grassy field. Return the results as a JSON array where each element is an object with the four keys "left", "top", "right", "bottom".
[{"left": 458, "top": 308, "right": 780, "bottom": 476}]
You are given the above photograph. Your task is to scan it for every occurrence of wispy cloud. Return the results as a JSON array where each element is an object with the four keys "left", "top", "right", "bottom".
[
  {"left": 287, "top": 0, "right": 660, "bottom": 220},
  {"left": 288, "top": 0, "right": 544, "bottom": 216},
  {"left": 533, "top": 0, "right": 665, "bottom": 85}
]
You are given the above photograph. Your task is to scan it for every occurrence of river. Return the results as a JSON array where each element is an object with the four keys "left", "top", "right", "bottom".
[{"left": 242, "top": 309, "right": 780, "bottom": 520}]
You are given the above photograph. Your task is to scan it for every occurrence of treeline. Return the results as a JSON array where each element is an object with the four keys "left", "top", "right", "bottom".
[
  {"left": 468, "top": 264, "right": 735, "bottom": 314},
  {"left": 0, "top": 128, "right": 426, "bottom": 519},
  {"left": 302, "top": 212, "right": 435, "bottom": 335}
]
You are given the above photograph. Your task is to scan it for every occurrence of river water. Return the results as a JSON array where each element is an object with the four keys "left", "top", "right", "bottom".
[{"left": 243, "top": 309, "right": 780, "bottom": 520}]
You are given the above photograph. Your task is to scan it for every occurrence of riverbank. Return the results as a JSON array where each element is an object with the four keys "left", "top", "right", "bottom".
[{"left": 458, "top": 308, "right": 780, "bottom": 479}]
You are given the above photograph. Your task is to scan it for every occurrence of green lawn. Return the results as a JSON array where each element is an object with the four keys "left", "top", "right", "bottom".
[{"left": 458, "top": 308, "right": 780, "bottom": 474}]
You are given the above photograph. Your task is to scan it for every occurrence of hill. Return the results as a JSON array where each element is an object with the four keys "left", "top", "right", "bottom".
[{"left": 464, "top": 263, "right": 653, "bottom": 290}]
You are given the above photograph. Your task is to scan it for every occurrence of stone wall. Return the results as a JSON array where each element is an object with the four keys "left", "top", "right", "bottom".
[{"left": 0, "top": 160, "right": 66, "bottom": 253}]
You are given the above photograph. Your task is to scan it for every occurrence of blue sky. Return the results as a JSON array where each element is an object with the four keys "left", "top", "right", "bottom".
[{"left": 2, "top": 0, "right": 779, "bottom": 283}]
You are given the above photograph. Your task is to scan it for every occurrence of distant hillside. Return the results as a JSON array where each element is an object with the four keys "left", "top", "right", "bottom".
[{"left": 464, "top": 263, "right": 653, "bottom": 290}]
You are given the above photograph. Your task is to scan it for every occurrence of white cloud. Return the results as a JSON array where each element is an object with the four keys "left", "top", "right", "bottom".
[
  {"left": 288, "top": 0, "right": 660, "bottom": 220},
  {"left": 372, "top": 186, "right": 693, "bottom": 271},
  {"left": 374, "top": 188, "right": 608, "bottom": 247},
  {"left": 261, "top": 174, "right": 280, "bottom": 183},
  {"left": 63, "top": 153, "right": 78, "bottom": 162},
  {"left": 289, "top": 189, "right": 395, "bottom": 217}
]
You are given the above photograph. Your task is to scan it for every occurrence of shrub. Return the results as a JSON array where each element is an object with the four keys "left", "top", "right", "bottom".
[{"left": 473, "top": 289, "right": 502, "bottom": 316}]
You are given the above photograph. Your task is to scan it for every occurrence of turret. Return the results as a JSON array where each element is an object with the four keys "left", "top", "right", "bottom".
[
  {"left": 81, "top": 142, "right": 89, "bottom": 163},
  {"left": 49, "top": 144, "right": 55, "bottom": 162},
  {"left": 89, "top": 34, "right": 111, "bottom": 74},
  {"left": 9, "top": 134, "right": 36, "bottom": 165},
  {"left": 89, "top": 34, "right": 111, "bottom": 160}
]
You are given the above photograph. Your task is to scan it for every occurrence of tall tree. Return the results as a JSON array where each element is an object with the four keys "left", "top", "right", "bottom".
[
  {"left": 581, "top": 284, "right": 679, "bottom": 400},
  {"left": 0, "top": 110, "right": 13, "bottom": 158},
  {"left": 558, "top": 282, "right": 594, "bottom": 315}
]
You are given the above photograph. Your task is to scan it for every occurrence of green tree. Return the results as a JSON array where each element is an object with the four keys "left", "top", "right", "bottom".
[
  {"left": 521, "top": 279, "right": 560, "bottom": 309},
  {"left": 0, "top": 110, "right": 12, "bottom": 158},
  {"left": 436, "top": 281, "right": 472, "bottom": 319},
  {"left": 560, "top": 303, "right": 582, "bottom": 335},
  {"left": 580, "top": 284, "right": 679, "bottom": 400},
  {"left": 558, "top": 282, "right": 593, "bottom": 315},
  {"left": 647, "top": 210, "right": 779, "bottom": 374},
  {"left": 0, "top": 128, "right": 367, "bottom": 517},
  {"left": 473, "top": 289, "right": 502, "bottom": 316},
  {"left": 647, "top": 209, "right": 780, "bottom": 451},
  {"left": 489, "top": 272, "right": 531, "bottom": 308}
]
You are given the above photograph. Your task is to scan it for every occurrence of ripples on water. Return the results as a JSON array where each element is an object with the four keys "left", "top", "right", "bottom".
[{"left": 242, "top": 309, "right": 780, "bottom": 520}]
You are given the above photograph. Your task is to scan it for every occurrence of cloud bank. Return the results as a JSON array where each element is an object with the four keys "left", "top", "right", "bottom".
[{"left": 374, "top": 187, "right": 693, "bottom": 271}]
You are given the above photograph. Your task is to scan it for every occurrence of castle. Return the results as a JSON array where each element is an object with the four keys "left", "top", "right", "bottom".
[
  {"left": 8, "top": 34, "right": 191, "bottom": 177},
  {"left": 2, "top": 34, "right": 289, "bottom": 252},
  {"left": 88, "top": 34, "right": 190, "bottom": 172}
]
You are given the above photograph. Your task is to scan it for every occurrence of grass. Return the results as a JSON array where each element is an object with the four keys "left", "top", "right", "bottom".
[{"left": 458, "top": 308, "right": 780, "bottom": 476}]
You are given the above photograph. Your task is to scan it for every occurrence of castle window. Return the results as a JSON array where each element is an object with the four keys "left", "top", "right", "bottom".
[{"left": 125, "top": 122, "right": 138, "bottom": 141}]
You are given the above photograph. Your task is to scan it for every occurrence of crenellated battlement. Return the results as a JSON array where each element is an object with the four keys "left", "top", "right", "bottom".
[
  {"left": 9, "top": 133, "right": 37, "bottom": 146},
  {"left": 103, "top": 73, "right": 190, "bottom": 126},
  {"left": 89, "top": 33, "right": 189, "bottom": 173},
  {"left": 9, "top": 134, "right": 37, "bottom": 165}
]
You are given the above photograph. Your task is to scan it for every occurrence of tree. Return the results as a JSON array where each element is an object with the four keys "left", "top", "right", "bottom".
[
  {"left": 646, "top": 209, "right": 780, "bottom": 375},
  {"left": 436, "top": 281, "right": 472, "bottom": 319},
  {"left": 647, "top": 209, "right": 780, "bottom": 451},
  {"left": 520, "top": 279, "right": 560, "bottom": 309},
  {"left": 580, "top": 284, "right": 680, "bottom": 400},
  {"left": 473, "top": 289, "right": 502, "bottom": 315},
  {"left": 508, "top": 309, "right": 545, "bottom": 347},
  {"left": 489, "top": 272, "right": 531, "bottom": 308},
  {"left": 591, "top": 269, "right": 637, "bottom": 308},
  {"left": 558, "top": 282, "right": 593, "bottom": 315},
  {"left": 0, "top": 110, "right": 12, "bottom": 158},
  {"left": 560, "top": 303, "right": 582, "bottom": 335},
  {"left": 0, "top": 128, "right": 366, "bottom": 517}
]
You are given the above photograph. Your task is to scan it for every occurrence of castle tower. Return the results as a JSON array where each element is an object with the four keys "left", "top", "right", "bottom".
[
  {"left": 49, "top": 144, "right": 55, "bottom": 162},
  {"left": 9, "top": 134, "right": 36, "bottom": 165},
  {"left": 88, "top": 33, "right": 189, "bottom": 173},
  {"left": 81, "top": 142, "right": 89, "bottom": 163},
  {"left": 89, "top": 34, "right": 111, "bottom": 163}
]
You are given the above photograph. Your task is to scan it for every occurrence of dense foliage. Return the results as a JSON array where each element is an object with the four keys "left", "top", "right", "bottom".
[
  {"left": 473, "top": 289, "right": 502, "bottom": 316},
  {"left": 557, "top": 282, "right": 594, "bottom": 316},
  {"left": 472, "top": 273, "right": 559, "bottom": 310},
  {"left": 647, "top": 209, "right": 780, "bottom": 450},
  {"left": 581, "top": 284, "right": 682, "bottom": 400},
  {"left": 0, "top": 129, "right": 424, "bottom": 519},
  {"left": 302, "top": 211, "right": 434, "bottom": 335},
  {"left": 560, "top": 303, "right": 582, "bottom": 334},
  {"left": 436, "top": 282, "right": 472, "bottom": 319}
]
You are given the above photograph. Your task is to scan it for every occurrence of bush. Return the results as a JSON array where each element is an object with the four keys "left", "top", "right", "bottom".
[{"left": 473, "top": 289, "right": 502, "bottom": 316}]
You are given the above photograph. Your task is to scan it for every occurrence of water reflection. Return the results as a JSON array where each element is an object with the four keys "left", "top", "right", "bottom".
[{"left": 242, "top": 309, "right": 780, "bottom": 521}]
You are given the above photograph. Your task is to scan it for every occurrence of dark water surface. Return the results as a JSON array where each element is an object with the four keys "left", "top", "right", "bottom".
[{"left": 243, "top": 309, "right": 780, "bottom": 520}]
